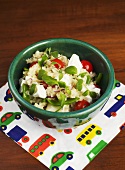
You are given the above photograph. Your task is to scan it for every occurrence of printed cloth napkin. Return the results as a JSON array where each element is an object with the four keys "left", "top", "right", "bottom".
[{"left": 0, "top": 82, "right": 125, "bottom": 170}]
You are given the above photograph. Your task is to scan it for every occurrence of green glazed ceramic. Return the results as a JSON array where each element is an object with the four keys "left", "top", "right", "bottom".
[{"left": 8, "top": 38, "right": 115, "bottom": 129}]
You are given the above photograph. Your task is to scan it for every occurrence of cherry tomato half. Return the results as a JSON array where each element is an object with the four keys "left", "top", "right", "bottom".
[
  {"left": 81, "top": 60, "right": 93, "bottom": 72},
  {"left": 74, "top": 99, "right": 90, "bottom": 111},
  {"left": 52, "top": 58, "right": 65, "bottom": 69}
]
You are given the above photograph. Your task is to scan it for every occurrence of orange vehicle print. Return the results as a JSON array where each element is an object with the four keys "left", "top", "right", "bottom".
[{"left": 29, "top": 134, "right": 56, "bottom": 157}]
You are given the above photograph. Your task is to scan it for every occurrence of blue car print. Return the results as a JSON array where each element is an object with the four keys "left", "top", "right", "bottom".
[{"left": 104, "top": 94, "right": 125, "bottom": 118}]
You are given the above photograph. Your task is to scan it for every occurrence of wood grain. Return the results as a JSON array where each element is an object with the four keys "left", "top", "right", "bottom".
[{"left": 0, "top": 0, "right": 125, "bottom": 169}]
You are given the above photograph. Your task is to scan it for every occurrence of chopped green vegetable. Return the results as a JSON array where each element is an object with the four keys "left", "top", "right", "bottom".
[
  {"left": 83, "top": 90, "right": 89, "bottom": 96},
  {"left": 65, "top": 97, "right": 79, "bottom": 105},
  {"left": 38, "top": 54, "right": 48, "bottom": 66},
  {"left": 65, "top": 66, "right": 77, "bottom": 75},
  {"left": 22, "top": 84, "right": 29, "bottom": 93},
  {"left": 59, "top": 70, "right": 63, "bottom": 80},
  {"left": 76, "top": 79, "right": 83, "bottom": 91},
  {"left": 96, "top": 73, "right": 103, "bottom": 84},
  {"left": 59, "top": 92, "right": 66, "bottom": 107},
  {"left": 23, "top": 93, "right": 30, "bottom": 102},
  {"left": 37, "top": 69, "right": 47, "bottom": 80},
  {"left": 29, "top": 84, "right": 36, "bottom": 95},
  {"left": 44, "top": 47, "right": 51, "bottom": 55},
  {"left": 65, "top": 86, "right": 71, "bottom": 95},
  {"left": 42, "top": 75, "right": 58, "bottom": 86},
  {"left": 38, "top": 68, "right": 58, "bottom": 85},
  {"left": 90, "top": 91, "right": 97, "bottom": 98},
  {"left": 58, "top": 81, "right": 66, "bottom": 88},
  {"left": 79, "top": 72, "right": 87, "bottom": 77},
  {"left": 83, "top": 90, "right": 97, "bottom": 98},
  {"left": 51, "top": 51, "right": 58, "bottom": 58},
  {"left": 86, "top": 75, "right": 91, "bottom": 84},
  {"left": 47, "top": 98, "right": 61, "bottom": 106},
  {"left": 22, "top": 84, "right": 30, "bottom": 102}
]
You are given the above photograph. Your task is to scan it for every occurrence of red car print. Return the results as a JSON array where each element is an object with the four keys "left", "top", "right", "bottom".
[{"left": 29, "top": 134, "right": 56, "bottom": 157}]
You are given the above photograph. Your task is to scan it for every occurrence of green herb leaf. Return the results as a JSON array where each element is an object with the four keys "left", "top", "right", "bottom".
[
  {"left": 90, "top": 91, "right": 97, "bottom": 98},
  {"left": 23, "top": 93, "right": 30, "bottom": 102},
  {"left": 22, "top": 84, "right": 30, "bottom": 102},
  {"left": 65, "top": 97, "right": 79, "bottom": 105},
  {"left": 47, "top": 98, "right": 61, "bottom": 106},
  {"left": 22, "top": 84, "right": 29, "bottom": 93},
  {"left": 51, "top": 51, "right": 58, "bottom": 58},
  {"left": 59, "top": 70, "right": 63, "bottom": 80},
  {"left": 37, "top": 69, "right": 47, "bottom": 80},
  {"left": 44, "top": 47, "right": 51, "bottom": 55},
  {"left": 42, "top": 75, "right": 58, "bottom": 86},
  {"left": 59, "top": 92, "right": 66, "bottom": 107},
  {"left": 96, "top": 73, "right": 103, "bottom": 84},
  {"left": 79, "top": 72, "right": 87, "bottom": 77},
  {"left": 65, "top": 86, "right": 71, "bottom": 95},
  {"left": 76, "top": 79, "right": 83, "bottom": 91},
  {"left": 65, "top": 66, "right": 77, "bottom": 75},
  {"left": 83, "top": 90, "right": 89, "bottom": 96},
  {"left": 29, "top": 84, "right": 36, "bottom": 95},
  {"left": 38, "top": 54, "right": 48, "bottom": 66},
  {"left": 58, "top": 81, "right": 66, "bottom": 88},
  {"left": 86, "top": 75, "right": 91, "bottom": 84}
]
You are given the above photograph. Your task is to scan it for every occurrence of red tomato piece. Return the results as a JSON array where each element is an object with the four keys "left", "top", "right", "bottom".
[
  {"left": 52, "top": 58, "right": 65, "bottom": 69},
  {"left": 81, "top": 60, "right": 93, "bottom": 72},
  {"left": 74, "top": 99, "right": 90, "bottom": 111},
  {"left": 30, "top": 61, "right": 38, "bottom": 67}
]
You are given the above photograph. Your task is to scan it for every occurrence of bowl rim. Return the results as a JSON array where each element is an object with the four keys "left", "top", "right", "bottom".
[{"left": 8, "top": 38, "right": 115, "bottom": 118}]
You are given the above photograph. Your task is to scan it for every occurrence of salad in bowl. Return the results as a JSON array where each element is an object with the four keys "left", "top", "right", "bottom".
[
  {"left": 8, "top": 38, "right": 114, "bottom": 128},
  {"left": 19, "top": 48, "right": 102, "bottom": 113}
]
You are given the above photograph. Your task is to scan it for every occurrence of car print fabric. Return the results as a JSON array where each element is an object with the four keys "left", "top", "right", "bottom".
[{"left": 0, "top": 81, "right": 125, "bottom": 170}]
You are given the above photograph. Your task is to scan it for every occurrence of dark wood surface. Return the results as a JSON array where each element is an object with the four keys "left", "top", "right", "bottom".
[{"left": 0, "top": 0, "right": 125, "bottom": 169}]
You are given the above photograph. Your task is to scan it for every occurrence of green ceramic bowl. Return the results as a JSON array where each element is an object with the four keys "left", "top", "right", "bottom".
[{"left": 8, "top": 38, "right": 114, "bottom": 129}]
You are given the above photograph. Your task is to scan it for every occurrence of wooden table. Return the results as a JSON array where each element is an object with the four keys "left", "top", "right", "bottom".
[{"left": 0, "top": 0, "right": 125, "bottom": 169}]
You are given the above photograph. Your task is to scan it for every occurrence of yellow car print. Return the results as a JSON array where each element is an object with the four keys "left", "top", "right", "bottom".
[{"left": 76, "top": 124, "right": 102, "bottom": 146}]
